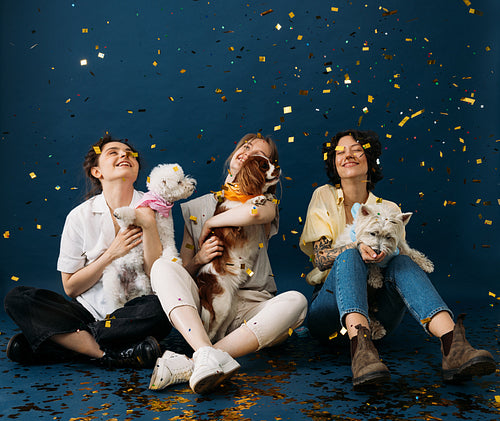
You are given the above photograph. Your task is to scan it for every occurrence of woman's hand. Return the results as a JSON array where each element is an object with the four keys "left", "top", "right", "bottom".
[
  {"left": 198, "top": 219, "right": 214, "bottom": 248},
  {"left": 105, "top": 227, "right": 143, "bottom": 260},
  {"left": 195, "top": 235, "right": 224, "bottom": 265},
  {"left": 358, "top": 242, "right": 386, "bottom": 264}
]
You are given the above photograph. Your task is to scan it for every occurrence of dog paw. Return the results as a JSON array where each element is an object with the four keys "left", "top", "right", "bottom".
[
  {"left": 420, "top": 258, "right": 434, "bottom": 273},
  {"left": 114, "top": 207, "right": 136, "bottom": 228},
  {"left": 251, "top": 195, "right": 267, "bottom": 206},
  {"left": 370, "top": 319, "right": 386, "bottom": 340}
]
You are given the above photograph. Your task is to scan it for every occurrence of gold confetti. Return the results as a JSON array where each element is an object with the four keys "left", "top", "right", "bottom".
[
  {"left": 291, "top": 230, "right": 298, "bottom": 234},
  {"left": 283, "top": 106, "right": 292, "bottom": 114},
  {"left": 180, "top": 69, "right": 186, "bottom": 73},
  {"left": 495, "top": 395, "right": 500, "bottom": 403},
  {"left": 476, "top": 159, "right": 482, "bottom": 164},
  {"left": 331, "top": 7, "right": 339, "bottom": 12},
  {"left": 335, "top": 146, "right": 345, "bottom": 151},
  {"left": 299, "top": 90, "right": 308, "bottom": 95},
  {"left": 259, "top": 56, "right": 266, "bottom": 62},
  {"left": 289, "top": 12, "right": 295, "bottom": 18},
  {"left": 260, "top": 9, "right": 273, "bottom": 16},
  {"left": 398, "top": 116, "right": 410, "bottom": 127},
  {"left": 82, "top": 28, "right": 88, "bottom": 33},
  {"left": 189, "top": 215, "right": 197, "bottom": 223},
  {"left": 168, "top": 97, "right": 174, "bottom": 101},
  {"left": 274, "top": 125, "right": 281, "bottom": 131},
  {"left": 65, "top": 98, "right": 71, "bottom": 103},
  {"left": 463, "top": 0, "right": 471, "bottom": 6},
  {"left": 340, "top": 327, "right": 348, "bottom": 336},
  {"left": 80, "top": 59, "right": 87, "bottom": 66},
  {"left": 3, "top": 231, "right": 10, "bottom": 238},
  {"left": 251, "top": 207, "right": 258, "bottom": 215},
  {"left": 171, "top": 257, "right": 178, "bottom": 262},
  {"left": 484, "top": 220, "right": 492, "bottom": 225},
  {"left": 275, "top": 23, "right": 282, "bottom": 30},
  {"left": 394, "top": 83, "right": 400, "bottom": 89},
  {"left": 98, "top": 52, "right": 105, "bottom": 58},
  {"left": 322, "top": 89, "right": 331, "bottom": 93},
  {"left": 411, "top": 109, "right": 424, "bottom": 118},
  {"left": 29, "top": 172, "right": 37, "bottom": 179},
  {"left": 288, "top": 328, "right": 293, "bottom": 336},
  {"left": 420, "top": 317, "right": 431, "bottom": 324},
  {"left": 328, "top": 332, "right": 338, "bottom": 340},
  {"left": 11, "top": 276, "right": 19, "bottom": 282},
  {"left": 105, "top": 320, "right": 111, "bottom": 328},
  {"left": 221, "top": 96, "right": 227, "bottom": 102},
  {"left": 288, "top": 136, "right": 294, "bottom": 143},
  {"left": 258, "top": 243, "right": 264, "bottom": 248},
  {"left": 323, "top": 152, "right": 328, "bottom": 160},
  {"left": 297, "top": 35, "right": 303, "bottom": 40},
  {"left": 93, "top": 146, "right": 101, "bottom": 154},
  {"left": 489, "top": 292, "right": 496, "bottom": 298},
  {"left": 368, "top": 95, "right": 374, "bottom": 103},
  {"left": 460, "top": 97, "right": 475, "bottom": 105},
  {"left": 469, "top": 8, "right": 483, "bottom": 16},
  {"left": 362, "top": 46, "right": 369, "bottom": 51},
  {"left": 246, "top": 268, "right": 254, "bottom": 277},
  {"left": 36, "top": 224, "right": 41, "bottom": 230},
  {"left": 228, "top": 47, "right": 234, "bottom": 51},
  {"left": 153, "top": 61, "right": 158, "bottom": 67},
  {"left": 362, "top": 143, "right": 371, "bottom": 149},
  {"left": 376, "top": 197, "right": 383, "bottom": 203}
]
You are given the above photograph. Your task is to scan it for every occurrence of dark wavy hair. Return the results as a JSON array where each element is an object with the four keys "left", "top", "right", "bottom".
[
  {"left": 82, "top": 134, "right": 141, "bottom": 199},
  {"left": 322, "top": 129, "right": 383, "bottom": 191}
]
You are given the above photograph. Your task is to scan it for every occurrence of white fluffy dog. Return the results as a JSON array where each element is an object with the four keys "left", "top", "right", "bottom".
[
  {"left": 102, "top": 163, "right": 196, "bottom": 313},
  {"left": 335, "top": 203, "right": 434, "bottom": 339}
]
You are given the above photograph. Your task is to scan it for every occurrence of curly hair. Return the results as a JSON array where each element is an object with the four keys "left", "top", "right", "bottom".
[
  {"left": 322, "top": 129, "right": 383, "bottom": 191},
  {"left": 82, "top": 133, "right": 141, "bottom": 199}
]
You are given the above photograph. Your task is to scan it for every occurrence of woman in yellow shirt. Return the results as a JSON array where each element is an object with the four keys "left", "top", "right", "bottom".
[{"left": 300, "top": 129, "right": 495, "bottom": 387}]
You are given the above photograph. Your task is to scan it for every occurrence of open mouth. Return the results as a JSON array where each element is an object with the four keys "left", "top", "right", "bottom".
[{"left": 117, "top": 161, "right": 132, "bottom": 167}]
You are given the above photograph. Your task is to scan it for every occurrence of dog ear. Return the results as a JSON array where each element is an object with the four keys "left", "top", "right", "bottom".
[
  {"left": 236, "top": 157, "right": 265, "bottom": 195},
  {"left": 398, "top": 212, "right": 412, "bottom": 225},
  {"left": 359, "top": 204, "right": 372, "bottom": 217}
]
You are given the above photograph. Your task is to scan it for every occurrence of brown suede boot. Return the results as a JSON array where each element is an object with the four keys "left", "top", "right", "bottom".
[
  {"left": 441, "top": 314, "right": 496, "bottom": 383},
  {"left": 351, "top": 324, "right": 390, "bottom": 387}
]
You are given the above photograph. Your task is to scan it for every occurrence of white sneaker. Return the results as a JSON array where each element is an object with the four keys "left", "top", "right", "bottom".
[
  {"left": 148, "top": 350, "right": 194, "bottom": 390},
  {"left": 189, "top": 346, "right": 240, "bottom": 394}
]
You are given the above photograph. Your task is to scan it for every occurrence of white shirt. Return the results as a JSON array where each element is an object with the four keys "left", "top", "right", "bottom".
[{"left": 57, "top": 190, "right": 144, "bottom": 320}]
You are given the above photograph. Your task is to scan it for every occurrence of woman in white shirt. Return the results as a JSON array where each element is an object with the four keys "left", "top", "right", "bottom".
[{"left": 5, "top": 134, "right": 171, "bottom": 368}]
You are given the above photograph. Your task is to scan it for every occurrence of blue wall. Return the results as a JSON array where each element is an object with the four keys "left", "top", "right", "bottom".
[{"left": 1, "top": 0, "right": 498, "bottom": 304}]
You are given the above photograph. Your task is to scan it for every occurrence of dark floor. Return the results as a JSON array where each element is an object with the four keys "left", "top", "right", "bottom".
[{"left": 0, "top": 301, "right": 498, "bottom": 421}]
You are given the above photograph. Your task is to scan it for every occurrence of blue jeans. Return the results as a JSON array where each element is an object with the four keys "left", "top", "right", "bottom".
[{"left": 307, "top": 249, "right": 452, "bottom": 341}]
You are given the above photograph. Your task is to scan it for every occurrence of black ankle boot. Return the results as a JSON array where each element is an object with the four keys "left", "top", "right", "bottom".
[
  {"left": 97, "top": 336, "right": 161, "bottom": 369},
  {"left": 7, "top": 333, "right": 78, "bottom": 365}
]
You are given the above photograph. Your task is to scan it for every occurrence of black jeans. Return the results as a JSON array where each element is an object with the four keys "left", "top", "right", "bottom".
[{"left": 4, "top": 286, "right": 171, "bottom": 355}]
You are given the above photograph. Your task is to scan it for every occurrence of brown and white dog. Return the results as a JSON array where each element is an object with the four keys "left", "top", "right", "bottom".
[{"left": 196, "top": 154, "right": 281, "bottom": 340}]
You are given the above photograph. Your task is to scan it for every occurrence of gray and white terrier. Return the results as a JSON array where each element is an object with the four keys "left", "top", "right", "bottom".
[
  {"left": 335, "top": 203, "right": 434, "bottom": 339},
  {"left": 102, "top": 163, "right": 196, "bottom": 313}
]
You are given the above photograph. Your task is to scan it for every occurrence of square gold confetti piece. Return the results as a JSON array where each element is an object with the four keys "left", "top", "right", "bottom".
[
  {"left": 258, "top": 243, "right": 264, "bottom": 248},
  {"left": 283, "top": 106, "right": 292, "bottom": 114},
  {"left": 489, "top": 292, "right": 496, "bottom": 298},
  {"left": 368, "top": 95, "right": 374, "bottom": 103},
  {"left": 323, "top": 152, "right": 328, "bottom": 161},
  {"left": 29, "top": 172, "right": 37, "bottom": 179},
  {"left": 189, "top": 215, "right": 197, "bottom": 223},
  {"left": 362, "top": 143, "right": 371, "bottom": 149},
  {"left": 153, "top": 61, "right": 158, "bottom": 67},
  {"left": 105, "top": 320, "right": 111, "bottom": 328},
  {"left": 288, "top": 328, "right": 293, "bottom": 336},
  {"left": 173, "top": 166, "right": 179, "bottom": 171},
  {"left": 185, "top": 243, "right": 194, "bottom": 250},
  {"left": 274, "top": 125, "right": 281, "bottom": 131},
  {"left": 376, "top": 198, "right": 383, "bottom": 203},
  {"left": 82, "top": 28, "right": 88, "bottom": 33},
  {"left": 251, "top": 207, "right": 258, "bottom": 215},
  {"left": 288, "top": 136, "right": 294, "bottom": 143},
  {"left": 259, "top": 56, "right": 266, "bottom": 62},
  {"left": 420, "top": 317, "right": 431, "bottom": 324},
  {"left": 335, "top": 146, "right": 345, "bottom": 151},
  {"left": 3, "top": 231, "right": 9, "bottom": 238},
  {"left": 289, "top": 12, "right": 295, "bottom": 18},
  {"left": 169, "top": 97, "right": 174, "bottom": 101},
  {"left": 297, "top": 35, "right": 303, "bottom": 40},
  {"left": 331, "top": 7, "right": 338, "bottom": 12},
  {"left": 246, "top": 268, "right": 254, "bottom": 277},
  {"left": 11, "top": 276, "right": 19, "bottom": 282},
  {"left": 80, "top": 59, "right": 87, "bottom": 66}
]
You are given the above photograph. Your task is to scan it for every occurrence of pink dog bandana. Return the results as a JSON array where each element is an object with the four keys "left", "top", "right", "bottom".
[{"left": 135, "top": 191, "right": 173, "bottom": 218}]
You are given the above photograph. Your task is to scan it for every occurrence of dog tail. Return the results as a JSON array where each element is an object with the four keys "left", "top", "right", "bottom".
[{"left": 195, "top": 271, "right": 223, "bottom": 323}]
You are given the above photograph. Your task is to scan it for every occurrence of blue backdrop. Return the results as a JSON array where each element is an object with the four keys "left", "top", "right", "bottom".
[{"left": 1, "top": 0, "right": 498, "bottom": 305}]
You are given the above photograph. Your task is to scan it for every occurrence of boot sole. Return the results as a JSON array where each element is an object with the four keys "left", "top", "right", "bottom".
[
  {"left": 353, "top": 370, "right": 391, "bottom": 388},
  {"left": 443, "top": 356, "right": 497, "bottom": 383}
]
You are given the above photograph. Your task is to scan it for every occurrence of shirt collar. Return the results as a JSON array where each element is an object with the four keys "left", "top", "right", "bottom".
[{"left": 333, "top": 186, "right": 381, "bottom": 206}]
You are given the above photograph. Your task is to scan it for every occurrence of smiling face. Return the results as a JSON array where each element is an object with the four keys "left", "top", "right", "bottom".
[
  {"left": 228, "top": 138, "right": 273, "bottom": 176},
  {"left": 334, "top": 135, "right": 368, "bottom": 183},
  {"left": 90, "top": 141, "right": 139, "bottom": 183}
]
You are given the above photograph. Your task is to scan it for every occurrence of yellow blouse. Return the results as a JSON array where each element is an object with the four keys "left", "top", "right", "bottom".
[{"left": 299, "top": 184, "right": 400, "bottom": 283}]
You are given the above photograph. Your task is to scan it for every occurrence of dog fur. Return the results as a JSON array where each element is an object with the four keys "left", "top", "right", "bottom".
[
  {"left": 102, "top": 163, "right": 196, "bottom": 313},
  {"left": 334, "top": 203, "right": 434, "bottom": 339},
  {"left": 195, "top": 155, "right": 281, "bottom": 341}
]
